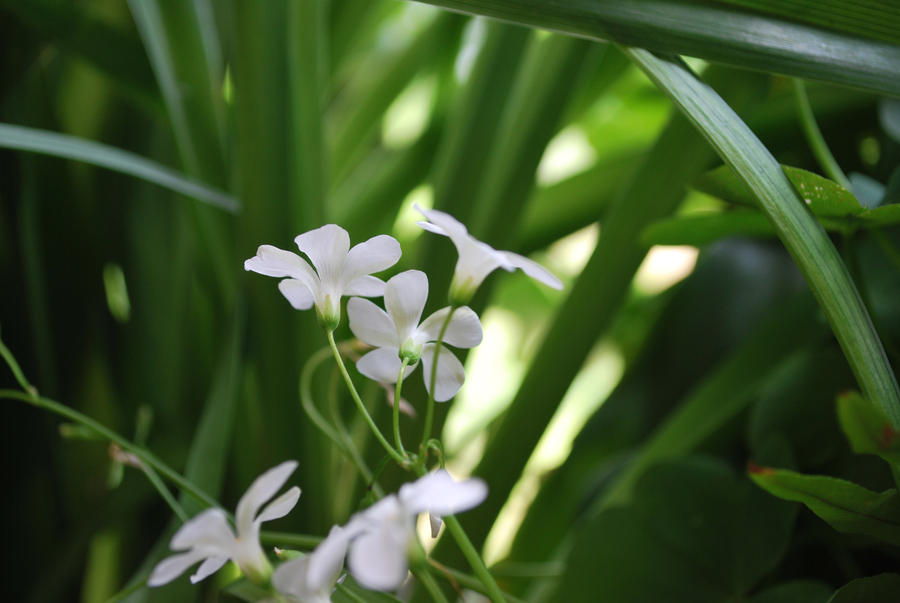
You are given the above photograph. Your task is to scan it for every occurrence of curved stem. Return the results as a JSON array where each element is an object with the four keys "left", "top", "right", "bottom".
[
  {"left": 793, "top": 79, "right": 852, "bottom": 189},
  {"left": 326, "top": 329, "right": 406, "bottom": 465},
  {"left": 302, "top": 344, "right": 377, "bottom": 485},
  {"left": 421, "top": 307, "right": 456, "bottom": 449},
  {"left": 0, "top": 388, "right": 221, "bottom": 510},
  {"left": 394, "top": 358, "right": 411, "bottom": 455}
]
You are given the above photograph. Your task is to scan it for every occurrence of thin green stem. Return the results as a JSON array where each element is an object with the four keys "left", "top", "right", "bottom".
[
  {"left": 140, "top": 463, "right": 189, "bottom": 523},
  {"left": 0, "top": 332, "right": 37, "bottom": 396},
  {"left": 394, "top": 357, "right": 411, "bottom": 455},
  {"left": 0, "top": 389, "right": 221, "bottom": 510},
  {"left": 793, "top": 79, "right": 852, "bottom": 190},
  {"left": 421, "top": 307, "right": 456, "bottom": 449},
  {"left": 442, "top": 515, "right": 506, "bottom": 603},
  {"left": 260, "top": 531, "right": 323, "bottom": 549},
  {"left": 326, "top": 329, "right": 406, "bottom": 465},
  {"left": 413, "top": 564, "right": 450, "bottom": 603}
]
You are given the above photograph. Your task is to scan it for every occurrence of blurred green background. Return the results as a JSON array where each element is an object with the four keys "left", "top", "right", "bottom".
[{"left": 2, "top": 1, "right": 900, "bottom": 601}]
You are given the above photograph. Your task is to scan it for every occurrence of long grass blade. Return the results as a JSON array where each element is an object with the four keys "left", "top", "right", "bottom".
[
  {"left": 0, "top": 123, "right": 237, "bottom": 211},
  {"left": 624, "top": 48, "right": 900, "bottom": 425},
  {"left": 407, "top": 0, "right": 900, "bottom": 96}
]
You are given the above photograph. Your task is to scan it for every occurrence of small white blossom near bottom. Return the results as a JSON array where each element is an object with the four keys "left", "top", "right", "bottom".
[
  {"left": 342, "top": 470, "right": 488, "bottom": 591},
  {"left": 268, "top": 526, "right": 351, "bottom": 603},
  {"left": 148, "top": 461, "right": 301, "bottom": 587}
]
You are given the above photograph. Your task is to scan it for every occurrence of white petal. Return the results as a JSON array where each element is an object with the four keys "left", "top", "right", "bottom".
[
  {"left": 416, "top": 220, "right": 447, "bottom": 236},
  {"left": 245, "top": 245, "right": 318, "bottom": 288},
  {"left": 170, "top": 509, "right": 234, "bottom": 551},
  {"left": 278, "top": 279, "right": 316, "bottom": 310},
  {"left": 418, "top": 306, "right": 482, "bottom": 348},
  {"left": 498, "top": 251, "right": 563, "bottom": 290},
  {"left": 190, "top": 555, "right": 229, "bottom": 583},
  {"left": 398, "top": 470, "right": 488, "bottom": 516},
  {"left": 294, "top": 224, "right": 350, "bottom": 285},
  {"left": 344, "top": 275, "right": 386, "bottom": 298},
  {"left": 420, "top": 344, "right": 465, "bottom": 402},
  {"left": 384, "top": 270, "right": 428, "bottom": 341},
  {"left": 356, "top": 348, "right": 411, "bottom": 384},
  {"left": 235, "top": 461, "right": 299, "bottom": 540},
  {"left": 455, "top": 239, "right": 505, "bottom": 288},
  {"left": 348, "top": 298, "right": 398, "bottom": 348},
  {"left": 347, "top": 525, "right": 410, "bottom": 591},
  {"left": 342, "top": 234, "right": 402, "bottom": 286},
  {"left": 415, "top": 205, "right": 469, "bottom": 242},
  {"left": 307, "top": 525, "right": 350, "bottom": 592},
  {"left": 257, "top": 486, "right": 301, "bottom": 523},
  {"left": 148, "top": 550, "right": 208, "bottom": 586},
  {"left": 272, "top": 555, "right": 311, "bottom": 597}
]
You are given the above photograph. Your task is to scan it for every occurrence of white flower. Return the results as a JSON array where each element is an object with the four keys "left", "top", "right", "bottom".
[
  {"left": 347, "top": 270, "right": 482, "bottom": 402},
  {"left": 271, "top": 526, "right": 350, "bottom": 603},
  {"left": 415, "top": 205, "right": 562, "bottom": 305},
  {"left": 245, "top": 225, "right": 402, "bottom": 329},
  {"left": 344, "top": 470, "right": 487, "bottom": 591},
  {"left": 148, "top": 461, "right": 301, "bottom": 587}
]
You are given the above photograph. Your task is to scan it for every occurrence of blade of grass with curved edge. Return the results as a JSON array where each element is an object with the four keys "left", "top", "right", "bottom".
[
  {"left": 127, "top": 0, "right": 226, "bottom": 182},
  {"left": 624, "top": 48, "right": 900, "bottom": 426},
  {"left": 436, "top": 66, "right": 768, "bottom": 561},
  {"left": 0, "top": 123, "right": 237, "bottom": 211},
  {"left": 407, "top": 0, "right": 900, "bottom": 96}
]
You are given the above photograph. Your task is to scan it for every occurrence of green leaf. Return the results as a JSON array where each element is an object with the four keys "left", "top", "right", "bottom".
[
  {"left": 695, "top": 165, "right": 862, "bottom": 218},
  {"left": 749, "top": 467, "right": 900, "bottom": 546},
  {"left": 624, "top": 49, "right": 900, "bottom": 427},
  {"left": 222, "top": 578, "right": 271, "bottom": 602},
  {"left": 837, "top": 391, "right": 900, "bottom": 467},
  {"left": 641, "top": 209, "right": 776, "bottom": 246},
  {"left": 558, "top": 458, "right": 797, "bottom": 602},
  {"left": 0, "top": 123, "right": 237, "bottom": 211},
  {"left": 827, "top": 574, "right": 900, "bottom": 603},
  {"left": 403, "top": 0, "right": 900, "bottom": 96},
  {"left": 696, "top": 165, "right": 900, "bottom": 231}
]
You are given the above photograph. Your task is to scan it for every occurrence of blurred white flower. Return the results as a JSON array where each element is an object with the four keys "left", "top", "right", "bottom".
[
  {"left": 347, "top": 270, "right": 482, "bottom": 402},
  {"left": 271, "top": 526, "right": 350, "bottom": 603},
  {"left": 344, "top": 470, "right": 487, "bottom": 591},
  {"left": 148, "top": 461, "right": 301, "bottom": 587},
  {"left": 415, "top": 205, "right": 562, "bottom": 305},
  {"left": 245, "top": 225, "right": 401, "bottom": 329}
]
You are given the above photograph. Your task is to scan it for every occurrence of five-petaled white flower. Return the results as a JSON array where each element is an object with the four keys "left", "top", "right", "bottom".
[
  {"left": 416, "top": 205, "right": 562, "bottom": 305},
  {"left": 269, "top": 526, "right": 350, "bottom": 603},
  {"left": 148, "top": 461, "right": 301, "bottom": 587},
  {"left": 344, "top": 470, "right": 487, "bottom": 591},
  {"left": 245, "top": 224, "right": 401, "bottom": 329},
  {"left": 347, "top": 270, "right": 482, "bottom": 402}
]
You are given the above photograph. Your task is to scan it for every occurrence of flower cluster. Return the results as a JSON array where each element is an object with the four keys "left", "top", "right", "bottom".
[
  {"left": 150, "top": 465, "right": 486, "bottom": 601},
  {"left": 151, "top": 210, "right": 561, "bottom": 600}
]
